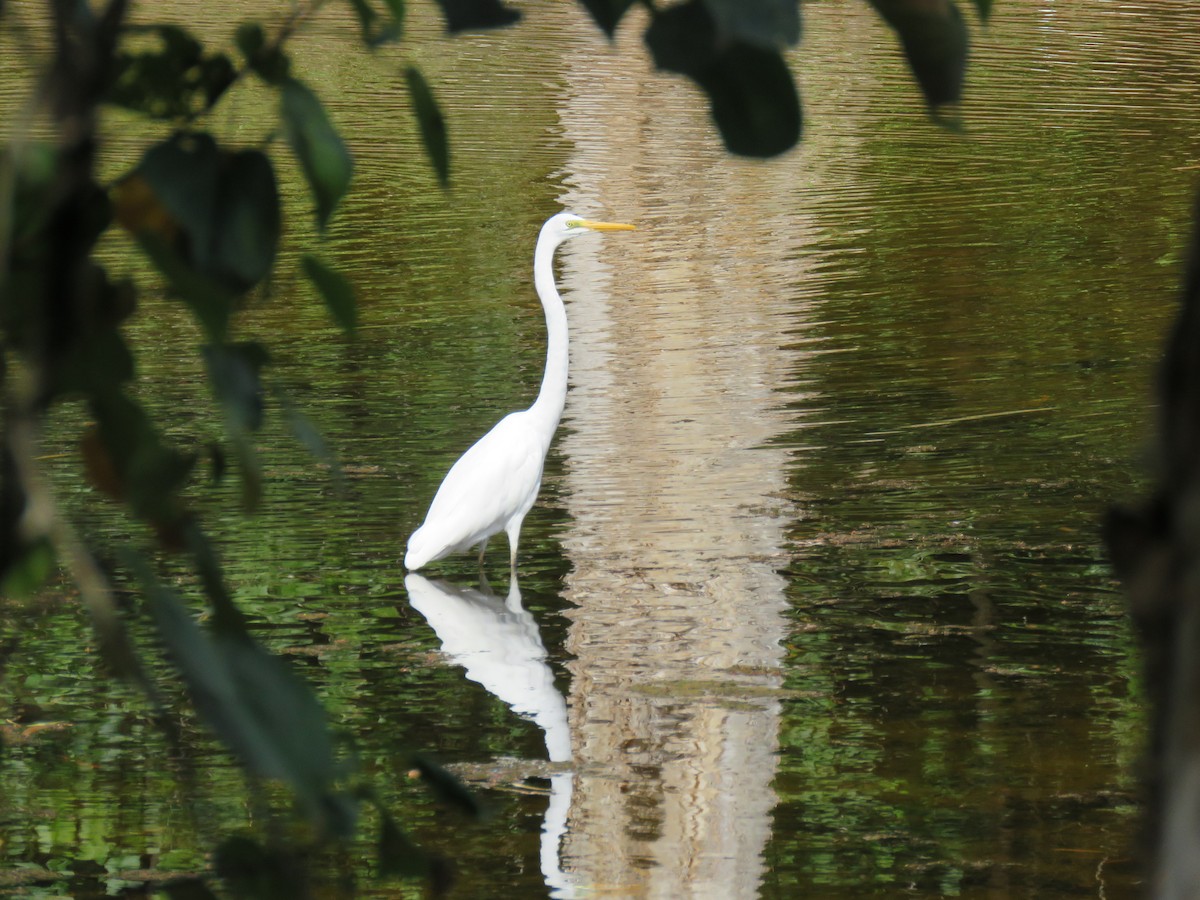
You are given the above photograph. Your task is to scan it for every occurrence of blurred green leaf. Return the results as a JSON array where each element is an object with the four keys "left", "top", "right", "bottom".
[
  {"left": 970, "top": 0, "right": 992, "bottom": 22},
  {"left": 403, "top": 67, "right": 449, "bottom": 187},
  {"left": 281, "top": 79, "right": 353, "bottom": 231},
  {"left": 125, "top": 135, "right": 279, "bottom": 294},
  {"left": 0, "top": 539, "right": 55, "bottom": 598},
  {"left": 645, "top": 0, "right": 801, "bottom": 157},
  {"left": 277, "top": 390, "right": 344, "bottom": 489},
  {"left": 703, "top": 0, "right": 800, "bottom": 48},
  {"left": 211, "top": 150, "right": 280, "bottom": 291},
  {"left": 55, "top": 315, "right": 135, "bottom": 397},
  {"left": 108, "top": 25, "right": 233, "bottom": 118},
  {"left": 234, "top": 22, "right": 265, "bottom": 59},
  {"left": 142, "top": 570, "right": 354, "bottom": 836},
  {"left": 89, "top": 389, "right": 196, "bottom": 524},
  {"left": 133, "top": 132, "right": 219, "bottom": 267},
  {"left": 203, "top": 343, "right": 269, "bottom": 513},
  {"left": 576, "top": 0, "right": 636, "bottom": 36},
  {"left": 346, "top": 0, "right": 404, "bottom": 46},
  {"left": 430, "top": 0, "right": 520, "bottom": 32},
  {"left": 377, "top": 811, "right": 433, "bottom": 880},
  {"left": 235, "top": 22, "right": 291, "bottom": 84},
  {"left": 302, "top": 254, "right": 357, "bottom": 333},
  {"left": 198, "top": 53, "right": 237, "bottom": 106},
  {"left": 867, "top": 0, "right": 970, "bottom": 111},
  {"left": 214, "top": 836, "right": 308, "bottom": 900},
  {"left": 380, "top": 0, "right": 407, "bottom": 28},
  {"left": 410, "top": 754, "right": 488, "bottom": 820},
  {"left": 137, "top": 234, "right": 235, "bottom": 342},
  {"left": 203, "top": 342, "right": 269, "bottom": 433}
]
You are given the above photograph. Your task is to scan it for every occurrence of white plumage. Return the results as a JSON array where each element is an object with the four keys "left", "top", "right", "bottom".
[{"left": 405, "top": 211, "right": 635, "bottom": 573}]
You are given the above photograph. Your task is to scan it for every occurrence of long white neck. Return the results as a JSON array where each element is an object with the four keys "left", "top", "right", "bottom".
[{"left": 528, "top": 236, "right": 569, "bottom": 441}]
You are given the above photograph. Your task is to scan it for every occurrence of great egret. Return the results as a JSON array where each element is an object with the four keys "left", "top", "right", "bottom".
[{"left": 405, "top": 212, "right": 635, "bottom": 573}]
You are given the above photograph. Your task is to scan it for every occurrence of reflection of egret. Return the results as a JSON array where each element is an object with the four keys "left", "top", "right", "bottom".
[
  {"left": 405, "top": 572, "right": 580, "bottom": 897},
  {"left": 404, "top": 572, "right": 571, "bottom": 761},
  {"left": 405, "top": 212, "right": 635, "bottom": 574}
]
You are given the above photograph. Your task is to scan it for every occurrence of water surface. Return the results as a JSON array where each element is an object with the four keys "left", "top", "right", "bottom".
[{"left": 1, "top": 0, "right": 1195, "bottom": 896}]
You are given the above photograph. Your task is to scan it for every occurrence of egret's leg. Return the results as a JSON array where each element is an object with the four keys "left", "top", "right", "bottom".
[
  {"left": 506, "top": 516, "right": 525, "bottom": 576},
  {"left": 476, "top": 538, "right": 489, "bottom": 568}
]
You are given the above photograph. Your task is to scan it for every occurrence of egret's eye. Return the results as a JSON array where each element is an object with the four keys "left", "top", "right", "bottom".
[{"left": 566, "top": 220, "right": 581, "bottom": 229}]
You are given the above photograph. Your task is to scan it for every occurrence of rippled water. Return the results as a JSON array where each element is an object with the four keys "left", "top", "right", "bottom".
[{"left": 3, "top": 0, "right": 1199, "bottom": 896}]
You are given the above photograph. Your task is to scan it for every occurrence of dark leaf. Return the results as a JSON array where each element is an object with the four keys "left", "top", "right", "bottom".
[
  {"left": 430, "top": 0, "right": 520, "bottom": 32},
  {"left": 576, "top": 0, "right": 637, "bottom": 36},
  {"left": 302, "top": 254, "right": 357, "bottom": 333},
  {"left": 377, "top": 811, "right": 431, "bottom": 879},
  {"left": 703, "top": 0, "right": 800, "bottom": 48},
  {"left": 970, "top": 0, "right": 991, "bottom": 22},
  {"left": 277, "top": 391, "right": 344, "bottom": 489},
  {"left": 132, "top": 132, "right": 219, "bottom": 266},
  {"left": 89, "top": 390, "right": 196, "bottom": 523},
  {"left": 203, "top": 342, "right": 269, "bottom": 512},
  {"left": 410, "top": 754, "right": 488, "bottom": 819},
  {"left": 198, "top": 53, "right": 236, "bottom": 106},
  {"left": 184, "top": 522, "right": 248, "bottom": 633},
  {"left": 646, "top": 1, "right": 801, "bottom": 157},
  {"left": 0, "top": 539, "right": 55, "bottom": 598},
  {"left": 211, "top": 150, "right": 280, "bottom": 291},
  {"left": 214, "top": 836, "right": 309, "bottom": 900},
  {"left": 141, "top": 569, "right": 353, "bottom": 836},
  {"left": 136, "top": 233, "right": 235, "bottom": 342},
  {"left": 867, "top": 0, "right": 970, "bottom": 110},
  {"left": 380, "top": 0, "right": 407, "bottom": 29},
  {"left": 404, "top": 67, "right": 450, "bottom": 187},
  {"left": 203, "top": 342, "right": 269, "bottom": 433},
  {"left": 234, "top": 22, "right": 266, "bottom": 59},
  {"left": 125, "top": 135, "right": 279, "bottom": 294},
  {"left": 280, "top": 79, "right": 354, "bottom": 231},
  {"left": 346, "top": 0, "right": 404, "bottom": 46},
  {"left": 159, "top": 877, "right": 222, "bottom": 900},
  {"left": 235, "top": 22, "right": 292, "bottom": 84},
  {"left": 106, "top": 25, "right": 229, "bottom": 118},
  {"left": 153, "top": 24, "right": 204, "bottom": 66},
  {"left": 55, "top": 318, "right": 135, "bottom": 397}
]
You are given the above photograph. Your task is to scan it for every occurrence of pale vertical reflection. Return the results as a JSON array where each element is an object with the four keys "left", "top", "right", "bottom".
[
  {"left": 404, "top": 574, "right": 580, "bottom": 895},
  {"left": 543, "top": 10, "right": 811, "bottom": 899}
]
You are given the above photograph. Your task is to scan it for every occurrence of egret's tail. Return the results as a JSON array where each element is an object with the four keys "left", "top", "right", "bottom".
[{"left": 404, "top": 527, "right": 432, "bottom": 571}]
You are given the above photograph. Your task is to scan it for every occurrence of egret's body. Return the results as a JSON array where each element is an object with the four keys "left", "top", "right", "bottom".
[{"left": 405, "top": 212, "right": 634, "bottom": 573}]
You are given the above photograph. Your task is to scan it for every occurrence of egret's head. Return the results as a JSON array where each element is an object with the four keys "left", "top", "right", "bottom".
[{"left": 543, "top": 211, "right": 636, "bottom": 247}]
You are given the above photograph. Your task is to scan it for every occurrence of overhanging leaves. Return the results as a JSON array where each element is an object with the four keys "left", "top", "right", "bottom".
[
  {"left": 404, "top": 67, "right": 449, "bottom": 188},
  {"left": 345, "top": 0, "right": 405, "bottom": 47},
  {"left": 87, "top": 389, "right": 196, "bottom": 525},
  {"left": 703, "top": 0, "right": 801, "bottom": 49},
  {"left": 867, "top": 0, "right": 970, "bottom": 111},
  {"left": 645, "top": 0, "right": 801, "bottom": 158},
  {"left": 203, "top": 342, "right": 270, "bottom": 511},
  {"left": 302, "top": 254, "right": 357, "bottom": 333},
  {"left": 141, "top": 568, "right": 355, "bottom": 837},
  {"left": 429, "top": 0, "right": 520, "bottom": 32},
  {"left": 210, "top": 150, "right": 281, "bottom": 291},
  {"left": 280, "top": 79, "right": 354, "bottom": 231},
  {"left": 576, "top": 0, "right": 637, "bottom": 37},
  {"left": 107, "top": 24, "right": 235, "bottom": 118},
  {"left": 118, "top": 134, "right": 281, "bottom": 303},
  {"left": 409, "top": 754, "right": 488, "bottom": 820}
]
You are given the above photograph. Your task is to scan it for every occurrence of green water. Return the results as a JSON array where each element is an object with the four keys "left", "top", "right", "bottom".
[{"left": 2, "top": 0, "right": 1196, "bottom": 896}]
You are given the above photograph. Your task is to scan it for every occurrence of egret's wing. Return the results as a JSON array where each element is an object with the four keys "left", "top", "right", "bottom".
[{"left": 414, "top": 413, "right": 545, "bottom": 557}]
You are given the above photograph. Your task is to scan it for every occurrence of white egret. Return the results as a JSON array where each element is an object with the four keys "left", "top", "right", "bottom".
[{"left": 405, "top": 212, "right": 635, "bottom": 573}]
